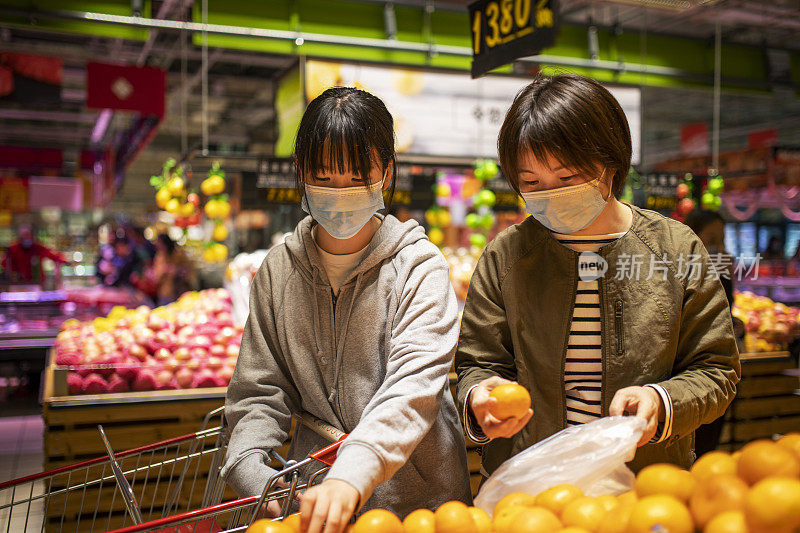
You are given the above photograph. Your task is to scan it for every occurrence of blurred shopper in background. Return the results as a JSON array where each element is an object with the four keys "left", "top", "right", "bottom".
[
  {"left": 96, "top": 236, "right": 141, "bottom": 289},
  {"left": 2, "top": 224, "right": 70, "bottom": 284},
  {"left": 150, "top": 234, "right": 197, "bottom": 306}
]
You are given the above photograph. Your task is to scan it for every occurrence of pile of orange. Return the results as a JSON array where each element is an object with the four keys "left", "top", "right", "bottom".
[{"left": 246, "top": 433, "right": 800, "bottom": 533}]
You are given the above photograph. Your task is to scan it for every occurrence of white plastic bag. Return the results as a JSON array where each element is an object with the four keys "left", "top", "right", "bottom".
[{"left": 474, "top": 416, "right": 645, "bottom": 515}]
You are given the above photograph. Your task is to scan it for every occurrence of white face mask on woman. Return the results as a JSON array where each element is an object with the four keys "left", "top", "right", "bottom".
[
  {"left": 302, "top": 180, "right": 385, "bottom": 240},
  {"left": 520, "top": 179, "right": 609, "bottom": 234}
]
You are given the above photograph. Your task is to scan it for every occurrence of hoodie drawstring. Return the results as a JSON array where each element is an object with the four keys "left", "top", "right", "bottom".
[{"left": 328, "top": 272, "right": 362, "bottom": 404}]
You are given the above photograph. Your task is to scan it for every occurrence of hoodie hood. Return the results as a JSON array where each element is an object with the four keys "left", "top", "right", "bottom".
[{"left": 284, "top": 214, "right": 428, "bottom": 288}]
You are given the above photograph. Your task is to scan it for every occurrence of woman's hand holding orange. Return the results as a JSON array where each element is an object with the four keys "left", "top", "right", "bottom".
[{"left": 468, "top": 376, "right": 533, "bottom": 440}]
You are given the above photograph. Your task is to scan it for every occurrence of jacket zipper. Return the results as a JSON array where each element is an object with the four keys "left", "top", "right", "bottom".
[
  {"left": 614, "top": 300, "right": 625, "bottom": 356},
  {"left": 330, "top": 289, "right": 348, "bottom": 426}
]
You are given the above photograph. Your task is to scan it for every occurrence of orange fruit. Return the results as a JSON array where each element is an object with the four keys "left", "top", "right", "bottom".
[
  {"left": 737, "top": 439, "right": 800, "bottom": 485},
  {"left": 245, "top": 520, "right": 295, "bottom": 533},
  {"left": 595, "top": 495, "right": 619, "bottom": 513},
  {"left": 493, "top": 491, "right": 538, "bottom": 517},
  {"left": 403, "top": 508, "right": 435, "bottom": 533},
  {"left": 515, "top": 507, "right": 562, "bottom": 533},
  {"left": 691, "top": 451, "right": 738, "bottom": 482},
  {"left": 352, "top": 509, "right": 403, "bottom": 533},
  {"left": 616, "top": 491, "right": 637, "bottom": 507},
  {"left": 561, "top": 497, "right": 608, "bottom": 532},
  {"left": 744, "top": 477, "right": 800, "bottom": 533},
  {"left": 434, "top": 501, "right": 477, "bottom": 533},
  {"left": 468, "top": 507, "right": 491, "bottom": 533},
  {"left": 489, "top": 383, "right": 531, "bottom": 419},
  {"left": 689, "top": 473, "right": 748, "bottom": 529},
  {"left": 597, "top": 503, "right": 633, "bottom": 533},
  {"left": 635, "top": 463, "right": 696, "bottom": 502},
  {"left": 535, "top": 484, "right": 584, "bottom": 517},
  {"left": 626, "top": 495, "right": 694, "bottom": 533},
  {"left": 777, "top": 433, "right": 800, "bottom": 460},
  {"left": 492, "top": 505, "right": 528, "bottom": 533},
  {"left": 705, "top": 510, "right": 748, "bottom": 533},
  {"left": 282, "top": 512, "right": 301, "bottom": 533}
]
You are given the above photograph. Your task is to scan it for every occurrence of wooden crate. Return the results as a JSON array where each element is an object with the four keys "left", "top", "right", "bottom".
[{"left": 719, "top": 352, "right": 800, "bottom": 451}]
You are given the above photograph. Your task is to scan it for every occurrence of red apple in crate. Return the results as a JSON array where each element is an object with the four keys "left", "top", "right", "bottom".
[
  {"left": 226, "top": 344, "right": 239, "bottom": 359},
  {"left": 155, "top": 369, "right": 174, "bottom": 388},
  {"left": 206, "top": 356, "right": 223, "bottom": 370},
  {"left": 186, "top": 358, "right": 202, "bottom": 371},
  {"left": 173, "top": 347, "right": 191, "bottom": 361},
  {"left": 67, "top": 372, "right": 83, "bottom": 395},
  {"left": 116, "top": 358, "right": 141, "bottom": 383},
  {"left": 147, "top": 313, "right": 168, "bottom": 331},
  {"left": 209, "top": 345, "right": 225, "bottom": 358},
  {"left": 154, "top": 348, "right": 172, "bottom": 361},
  {"left": 127, "top": 343, "right": 148, "bottom": 362},
  {"left": 191, "top": 347, "right": 208, "bottom": 360},
  {"left": 133, "top": 370, "right": 158, "bottom": 391},
  {"left": 219, "top": 365, "right": 234, "bottom": 385},
  {"left": 56, "top": 352, "right": 82, "bottom": 366},
  {"left": 177, "top": 326, "right": 194, "bottom": 338},
  {"left": 175, "top": 368, "right": 194, "bottom": 388},
  {"left": 219, "top": 326, "right": 236, "bottom": 341},
  {"left": 82, "top": 373, "right": 108, "bottom": 395},
  {"left": 192, "top": 335, "right": 212, "bottom": 349},
  {"left": 192, "top": 369, "right": 224, "bottom": 389},
  {"left": 224, "top": 357, "right": 237, "bottom": 370},
  {"left": 107, "top": 374, "right": 130, "bottom": 393},
  {"left": 133, "top": 327, "right": 155, "bottom": 345},
  {"left": 163, "top": 357, "right": 181, "bottom": 373}
]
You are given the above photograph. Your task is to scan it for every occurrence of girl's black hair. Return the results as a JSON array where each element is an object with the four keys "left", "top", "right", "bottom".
[{"left": 294, "top": 87, "right": 396, "bottom": 208}]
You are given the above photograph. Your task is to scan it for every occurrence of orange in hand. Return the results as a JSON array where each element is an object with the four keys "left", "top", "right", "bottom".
[{"left": 489, "top": 383, "right": 531, "bottom": 420}]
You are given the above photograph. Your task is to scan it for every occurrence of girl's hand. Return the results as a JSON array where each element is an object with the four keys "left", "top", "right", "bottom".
[
  {"left": 257, "top": 477, "right": 292, "bottom": 518},
  {"left": 299, "top": 479, "right": 359, "bottom": 533},
  {"left": 469, "top": 376, "right": 533, "bottom": 439},
  {"left": 609, "top": 386, "right": 665, "bottom": 447}
]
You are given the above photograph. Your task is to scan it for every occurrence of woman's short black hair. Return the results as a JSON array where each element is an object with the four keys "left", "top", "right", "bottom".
[
  {"left": 498, "top": 73, "right": 632, "bottom": 197},
  {"left": 294, "top": 86, "right": 396, "bottom": 207}
]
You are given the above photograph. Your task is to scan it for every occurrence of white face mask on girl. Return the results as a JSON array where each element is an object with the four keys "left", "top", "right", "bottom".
[
  {"left": 302, "top": 180, "right": 385, "bottom": 240},
  {"left": 520, "top": 179, "right": 609, "bottom": 234}
]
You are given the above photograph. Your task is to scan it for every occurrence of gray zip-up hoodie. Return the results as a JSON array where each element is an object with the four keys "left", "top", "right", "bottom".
[{"left": 222, "top": 214, "right": 472, "bottom": 517}]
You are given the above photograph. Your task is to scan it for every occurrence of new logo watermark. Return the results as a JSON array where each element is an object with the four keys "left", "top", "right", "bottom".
[
  {"left": 575, "top": 252, "right": 762, "bottom": 282},
  {"left": 578, "top": 252, "right": 609, "bottom": 282}
]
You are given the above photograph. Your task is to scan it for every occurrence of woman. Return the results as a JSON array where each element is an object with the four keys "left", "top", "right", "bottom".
[
  {"left": 456, "top": 73, "right": 740, "bottom": 478},
  {"left": 223, "top": 87, "right": 471, "bottom": 532}
]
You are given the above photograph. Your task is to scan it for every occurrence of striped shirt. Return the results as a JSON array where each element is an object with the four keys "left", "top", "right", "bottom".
[{"left": 557, "top": 233, "right": 625, "bottom": 426}]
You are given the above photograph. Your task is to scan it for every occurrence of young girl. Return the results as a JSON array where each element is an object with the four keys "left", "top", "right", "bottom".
[
  {"left": 223, "top": 87, "right": 471, "bottom": 532},
  {"left": 456, "top": 73, "right": 740, "bottom": 477}
]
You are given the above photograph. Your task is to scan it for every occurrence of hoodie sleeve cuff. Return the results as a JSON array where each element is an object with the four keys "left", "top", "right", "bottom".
[
  {"left": 222, "top": 451, "right": 279, "bottom": 498},
  {"left": 645, "top": 384, "right": 674, "bottom": 444},
  {"left": 325, "top": 442, "right": 385, "bottom": 506}
]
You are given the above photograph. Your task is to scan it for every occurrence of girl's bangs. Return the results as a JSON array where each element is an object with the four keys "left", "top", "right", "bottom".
[{"left": 299, "top": 111, "right": 378, "bottom": 180}]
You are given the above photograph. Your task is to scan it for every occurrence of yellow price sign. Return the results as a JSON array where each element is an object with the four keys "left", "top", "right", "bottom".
[{"left": 469, "top": 0, "right": 559, "bottom": 78}]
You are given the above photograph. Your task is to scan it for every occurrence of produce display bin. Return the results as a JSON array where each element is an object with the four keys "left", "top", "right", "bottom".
[{"left": 719, "top": 351, "right": 800, "bottom": 450}]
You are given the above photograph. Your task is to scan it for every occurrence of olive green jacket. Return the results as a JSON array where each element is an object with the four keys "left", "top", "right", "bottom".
[{"left": 455, "top": 205, "right": 740, "bottom": 475}]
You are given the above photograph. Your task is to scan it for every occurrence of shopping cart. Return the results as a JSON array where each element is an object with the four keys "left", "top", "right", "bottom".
[{"left": 0, "top": 408, "right": 346, "bottom": 533}]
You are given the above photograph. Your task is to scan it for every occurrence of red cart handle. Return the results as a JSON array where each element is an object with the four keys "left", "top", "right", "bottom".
[{"left": 308, "top": 435, "right": 347, "bottom": 466}]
